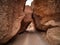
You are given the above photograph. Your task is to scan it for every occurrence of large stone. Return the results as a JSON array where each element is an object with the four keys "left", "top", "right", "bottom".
[
  {"left": 32, "top": 0, "right": 60, "bottom": 31},
  {"left": 0, "top": 0, "right": 26, "bottom": 44},
  {"left": 46, "top": 27, "right": 60, "bottom": 45}
]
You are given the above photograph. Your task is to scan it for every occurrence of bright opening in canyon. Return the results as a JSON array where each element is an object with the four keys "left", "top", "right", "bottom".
[{"left": 25, "top": 0, "right": 33, "bottom": 6}]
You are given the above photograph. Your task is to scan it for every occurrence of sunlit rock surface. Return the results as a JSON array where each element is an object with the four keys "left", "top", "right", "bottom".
[
  {"left": 0, "top": 0, "right": 26, "bottom": 44},
  {"left": 26, "top": 22, "right": 35, "bottom": 32}
]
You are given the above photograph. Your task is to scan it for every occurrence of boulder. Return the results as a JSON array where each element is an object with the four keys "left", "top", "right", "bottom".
[{"left": 46, "top": 27, "right": 60, "bottom": 45}]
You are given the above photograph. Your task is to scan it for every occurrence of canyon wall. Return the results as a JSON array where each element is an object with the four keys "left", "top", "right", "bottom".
[
  {"left": 33, "top": 0, "right": 60, "bottom": 31},
  {"left": 0, "top": 0, "right": 26, "bottom": 44},
  {"left": 33, "top": 0, "right": 60, "bottom": 45}
]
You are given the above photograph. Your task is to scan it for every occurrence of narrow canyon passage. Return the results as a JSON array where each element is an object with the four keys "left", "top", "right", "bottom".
[
  {"left": 6, "top": 32, "right": 49, "bottom": 45},
  {"left": 0, "top": 0, "right": 60, "bottom": 45}
]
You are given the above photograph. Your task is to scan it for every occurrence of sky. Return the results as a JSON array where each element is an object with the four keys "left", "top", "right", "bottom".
[{"left": 25, "top": 0, "right": 33, "bottom": 6}]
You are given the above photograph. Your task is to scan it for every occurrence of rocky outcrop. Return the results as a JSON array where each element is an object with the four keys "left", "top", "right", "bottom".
[
  {"left": 0, "top": 0, "right": 26, "bottom": 44},
  {"left": 33, "top": 0, "right": 60, "bottom": 31}
]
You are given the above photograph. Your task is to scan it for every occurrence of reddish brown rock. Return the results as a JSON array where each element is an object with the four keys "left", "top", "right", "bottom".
[
  {"left": 33, "top": 0, "right": 60, "bottom": 44},
  {"left": 24, "top": 6, "right": 33, "bottom": 22},
  {"left": 19, "top": 5, "right": 33, "bottom": 33},
  {"left": 46, "top": 27, "right": 60, "bottom": 45},
  {"left": 0, "top": 0, "right": 26, "bottom": 44},
  {"left": 33, "top": 0, "right": 60, "bottom": 31}
]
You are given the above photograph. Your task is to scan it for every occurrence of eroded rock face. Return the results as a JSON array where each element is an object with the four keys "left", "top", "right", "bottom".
[
  {"left": 0, "top": 0, "right": 26, "bottom": 44},
  {"left": 33, "top": 0, "right": 60, "bottom": 44},
  {"left": 19, "top": 6, "right": 33, "bottom": 33},
  {"left": 33, "top": 0, "right": 60, "bottom": 31},
  {"left": 24, "top": 6, "right": 35, "bottom": 32}
]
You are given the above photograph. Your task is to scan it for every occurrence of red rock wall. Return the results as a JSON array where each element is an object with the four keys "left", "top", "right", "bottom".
[
  {"left": 33, "top": 0, "right": 60, "bottom": 44},
  {"left": 0, "top": 0, "right": 26, "bottom": 44},
  {"left": 32, "top": 0, "right": 60, "bottom": 31}
]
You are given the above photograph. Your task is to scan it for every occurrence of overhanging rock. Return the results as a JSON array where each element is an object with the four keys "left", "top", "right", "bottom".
[{"left": 32, "top": 0, "right": 60, "bottom": 31}]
